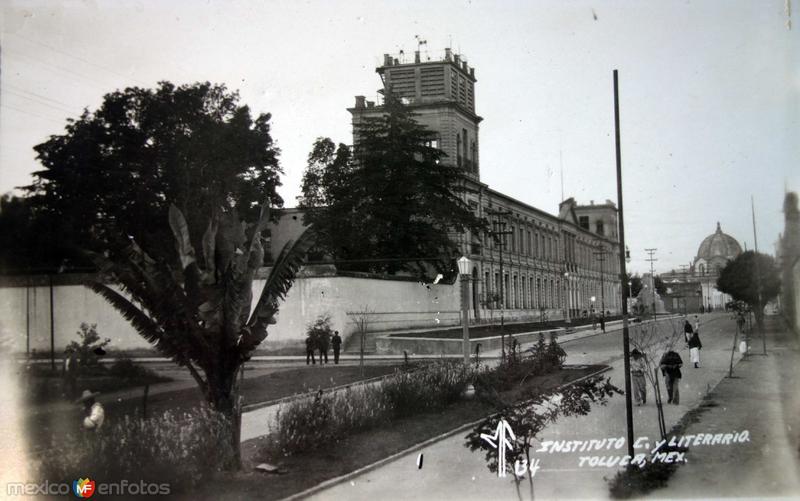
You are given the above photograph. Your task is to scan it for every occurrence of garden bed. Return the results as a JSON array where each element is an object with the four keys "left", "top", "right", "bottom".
[
  {"left": 188, "top": 364, "right": 607, "bottom": 501},
  {"left": 24, "top": 363, "right": 416, "bottom": 453}
]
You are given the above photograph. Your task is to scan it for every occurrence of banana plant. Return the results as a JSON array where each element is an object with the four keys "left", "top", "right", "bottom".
[{"left": 84, "top": 201, "right": 314, "bottom": 467}]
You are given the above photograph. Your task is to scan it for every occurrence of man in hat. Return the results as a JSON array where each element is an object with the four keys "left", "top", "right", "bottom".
[{"left": 76, "top": 389, "right": 105, "bottom": 431}]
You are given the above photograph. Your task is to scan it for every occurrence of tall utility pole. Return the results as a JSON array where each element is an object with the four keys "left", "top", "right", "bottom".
[
  {"left": 593, "top": 245, "right": 607, "bottom": 316},
  {"left": 49, "top": 273, "right": 55, "bottom": 371},
  {"left": 645, "top": 248, "right": 658, "bottom": 324},
  {"left": 487, "top": 208, "right": 512, "bottom": 360},
  {"left": 751, "top": 196, "right": 766, "bottom": 355},
  {"left": 613, "top": 69, "right": 635, "bottom": 459}
]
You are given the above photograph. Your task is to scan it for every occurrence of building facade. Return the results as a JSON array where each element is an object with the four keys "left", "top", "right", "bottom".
[
  {"left": 778, "top": 192, "right": 800, "bottom": 333},
  {"left": 349, "top": 49, "right": 622, "bottom": 322}
]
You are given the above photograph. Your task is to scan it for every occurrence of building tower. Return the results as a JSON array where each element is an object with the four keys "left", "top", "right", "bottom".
[{"left": 348, "top": 48, "right": 483, "bottom": 180}]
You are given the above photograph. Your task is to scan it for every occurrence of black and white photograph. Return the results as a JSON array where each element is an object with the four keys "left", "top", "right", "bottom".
[{"left": 0, "top": 1, "right": 798, "bottom": 499}]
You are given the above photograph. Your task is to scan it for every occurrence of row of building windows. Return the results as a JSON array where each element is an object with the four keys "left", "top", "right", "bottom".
[
  {"left": 479, "top": 270, "right": 619, "bottom": 312},
  {"left": 477, "top": 223, "right": 619, "bottom": 274}
]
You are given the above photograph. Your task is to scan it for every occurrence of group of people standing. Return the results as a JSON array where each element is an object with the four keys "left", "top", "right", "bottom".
[
  {"left": 306, "top": 330, "right": 343, "bottom": 365},
  {"left": 629, "top": 315, "right": 703, "bottom": 407}
]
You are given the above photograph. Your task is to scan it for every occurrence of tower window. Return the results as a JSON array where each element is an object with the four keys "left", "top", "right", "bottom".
[{"left": 456, "top": 134, "right": 462, "bottom": 167}]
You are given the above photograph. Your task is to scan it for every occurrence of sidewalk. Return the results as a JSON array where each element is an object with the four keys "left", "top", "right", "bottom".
[{"left": 657, "top": 317, "right": 800, "bottom": 498}]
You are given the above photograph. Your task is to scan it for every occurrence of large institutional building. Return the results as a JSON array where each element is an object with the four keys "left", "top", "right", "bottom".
[{"left": 347, "top": 49, "right": 622, "bottom": 322}]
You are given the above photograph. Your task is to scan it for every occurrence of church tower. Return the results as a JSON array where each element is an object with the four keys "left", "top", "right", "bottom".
[{"left": 349, "top": 48, "right": 483, "bottom": 180}]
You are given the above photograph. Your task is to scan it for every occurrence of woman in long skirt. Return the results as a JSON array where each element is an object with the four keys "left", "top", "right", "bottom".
[{"left": 688, "top": 330, "right": 702, "bottom": 368}]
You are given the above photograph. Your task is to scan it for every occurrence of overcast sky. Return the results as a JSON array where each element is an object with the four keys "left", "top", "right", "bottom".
[{"left": 1, "top": 0, "right": 797, "bottom": 274}]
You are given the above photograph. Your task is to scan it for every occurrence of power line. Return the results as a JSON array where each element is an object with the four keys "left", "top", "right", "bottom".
[
  {"left": 4, "top": 49, "right": 119, "bottom": 93},
  {"left": 3, "top": 82, "right": 84, "bottom": 113},
  {"left": 8, "top": 32, "right": 150, "bottom": 87},
  {"left": 0, "top": 103, "right": 67, "bottom": 125},
  {"left": 2, "top": 87, "right": 78, "bottom": 116}
]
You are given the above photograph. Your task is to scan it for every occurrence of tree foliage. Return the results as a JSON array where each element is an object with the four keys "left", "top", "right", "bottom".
[
  {"left": 717, "top": 251, "right": 780, "bottom": 325},
  {"left": 27, "top": 82, "right": 283, "bottom": 263},
  {"left": 654, "top": 276, "right": 666, "bottom": 296},
  {"left": 0, "top": 194, "right": 76, "bottom": 273},
  {"left": 623, "top": 273, "right": 644, "bottom": 299},
  {"left": 298, "top": 94, "right": 485, "bottom": 278}
]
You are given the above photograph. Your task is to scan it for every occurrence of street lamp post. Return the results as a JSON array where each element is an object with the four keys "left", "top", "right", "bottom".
[
  {"left": 458, "top": 256, "right": 472, "bottom": 365},
  {"left": 563, "top": 271, "right": 571, "bottom": 324}
]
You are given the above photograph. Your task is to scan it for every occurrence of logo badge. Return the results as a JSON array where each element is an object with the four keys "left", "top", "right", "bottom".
[{"left": 73, "top": 478, "right": 96, "bottom": 498}]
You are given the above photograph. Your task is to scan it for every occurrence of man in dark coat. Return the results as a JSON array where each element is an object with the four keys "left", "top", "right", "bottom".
[
  {"left": 599, "top": 314, "right": 606, "bottom": 333},
  {"left": 318, "top": 330, "right": 330, "bottom": 364},
  {"left": 683, "top": 319, "right": 694, "bottom": 343},
  {"left": 331, "top": 330, "right": 342, "bottom": 364},
  {"left": 660, "top": 350, "right": 683, "bottom": 404},
  {"left": 305, "top": 335, "right": 316, "bottom": 365}
]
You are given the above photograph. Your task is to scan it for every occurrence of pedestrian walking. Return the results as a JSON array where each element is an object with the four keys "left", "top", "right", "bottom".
[
  {"left": 305, "top": 335, "right": 316, "bottom": 365},
  {"left": 318, "top": 330, "right": 330, "bottom": 364},
  {"left": 659, "top": 350, "right": 683, "bottom": 405},
  {"left": 76, "top": 389, "right": 105, "bottom": 431},
  {"left": 683, "top": 319, "right": 693, "bottom": 343},
  {"left": 331, "top": 330, "right": 342, "bottom": 364},
  {"left": 599, "top": 314, "right": 606, "bottom": 333},
  {"left": 630, "top": 349, "right": 647, "bottom": 406},
  {"left": 693, "top": 315, "right": 700, "bottom": 335},
  {"left": 688, "top": 330, "right": 703, "bottom": 368},
  {"left": 591, "top": 310, "right": 597, "bottom": 331}
]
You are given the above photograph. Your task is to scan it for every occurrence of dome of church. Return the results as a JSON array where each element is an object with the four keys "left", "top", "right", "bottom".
[{"left": 696, "top": 222, "right": 742, "bottom": 261}]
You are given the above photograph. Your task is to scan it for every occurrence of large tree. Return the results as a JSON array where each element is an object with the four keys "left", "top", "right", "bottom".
[
  {"left": 298, "top": 94, "right": 485, "bottom": 278},
  {"left": 717, "top": 250, "right": 780, "bottom": 328},
  {"left": 28, "top": 82, "right": 311, "bottom": 467}
]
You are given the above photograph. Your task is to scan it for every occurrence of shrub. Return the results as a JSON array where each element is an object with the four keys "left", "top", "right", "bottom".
[
  {"left": 608, "top": 445, "right": 689, "bottom": 498},
  {"left": 66, "top": 323, "right": 111, "bottom": 367},
  {"left": 270, "top": 361, "right": 474, "bottom": 456},
  {"left": 39, "top": 406, "right": 234, "bottom": 492},
  {"left": 108, "top": 356, "right": 163, "bottom": 381},
  {"left": 306, "top": 315, "right": 333, "bottom": 348},
  {"left": 383, "top": 360, "right": 472, "bottom": 417},
  {"left": 480, "top": 333, "right": 565, "bottom": 392}
]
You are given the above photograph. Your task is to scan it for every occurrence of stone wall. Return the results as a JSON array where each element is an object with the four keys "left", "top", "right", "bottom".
[{"left": 0, "top": 272, "right": 463, "bottom": 354}]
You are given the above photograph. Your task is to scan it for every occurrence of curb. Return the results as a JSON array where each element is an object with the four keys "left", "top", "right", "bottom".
[{"left": 279, "top": 364, "right": 613, "bottom": 501}]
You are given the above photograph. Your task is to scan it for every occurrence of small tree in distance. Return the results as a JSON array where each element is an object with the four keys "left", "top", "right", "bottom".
[{"left": 66, "top": 323, "right": 111, "bottom": 367}]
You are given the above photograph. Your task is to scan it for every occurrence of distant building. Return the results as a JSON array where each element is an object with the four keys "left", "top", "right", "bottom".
[
  {"left": 777, "top": 192, "right": 800, "bottom": 332},
  {"left": 348, "top": 48, "right": 622, "bottom": 322},
  {"left": 662, "top": 222, "right": 743, "bottom": 313}
]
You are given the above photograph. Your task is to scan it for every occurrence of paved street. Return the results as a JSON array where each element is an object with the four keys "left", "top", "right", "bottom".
[{"left": 309, "top": 313, "right": 773, "bottom": 500}]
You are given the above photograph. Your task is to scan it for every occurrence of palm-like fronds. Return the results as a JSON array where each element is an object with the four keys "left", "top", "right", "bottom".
[
  {"left": 88, "top": 281, "right": 207, "bottom": 391},
  {"left": 239, "top": 227, "right": 316, "bottom": 355}
]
